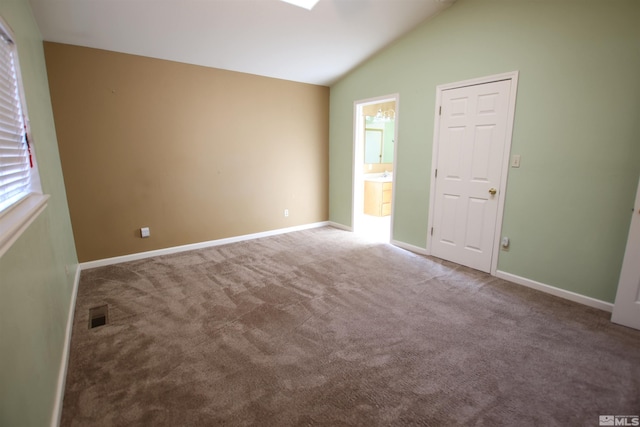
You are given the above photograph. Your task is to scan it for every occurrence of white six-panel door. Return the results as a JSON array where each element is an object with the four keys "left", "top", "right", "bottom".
[
  {"left": 611, "top": 177, "right": 640, "bottom": 330},
  {"left": 431, "top": 80, "right": 512, "bottom": 273}
]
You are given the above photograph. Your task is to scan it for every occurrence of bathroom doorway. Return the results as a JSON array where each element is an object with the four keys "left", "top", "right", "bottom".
[{"left": 353, "top": 94, "right": 399, "bottom": 242}]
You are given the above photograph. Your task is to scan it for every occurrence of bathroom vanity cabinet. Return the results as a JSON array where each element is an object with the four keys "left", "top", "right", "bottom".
[{"left": 364, "top": 180, "right": 392, "bottom": 217}]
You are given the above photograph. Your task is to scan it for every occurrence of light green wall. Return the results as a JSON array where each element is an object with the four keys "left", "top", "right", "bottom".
[
  {"left": 329, "top": 0, "right": 640, "bottom": 303},
  {"left": 0, "top": 0, "right": 78, "bottom": 426}
]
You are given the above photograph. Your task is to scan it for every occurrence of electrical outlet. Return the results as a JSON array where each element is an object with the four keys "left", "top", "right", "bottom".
[
  {"left": 140, "top": 227, "right": 150, "bottom": 238},
  {"left": 284, "top": 209, "right": 289, "bottom": 217}
]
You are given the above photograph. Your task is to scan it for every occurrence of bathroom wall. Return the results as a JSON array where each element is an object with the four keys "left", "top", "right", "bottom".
[{"left": 364, "top": 101, "right": 396, "bottom": 174}]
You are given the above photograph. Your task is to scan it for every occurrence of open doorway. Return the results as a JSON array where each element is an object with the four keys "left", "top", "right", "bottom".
[{"left": 353, "top": 94, "right": 399, "bottom": 242}]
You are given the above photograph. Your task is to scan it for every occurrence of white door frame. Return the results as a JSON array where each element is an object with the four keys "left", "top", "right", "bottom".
[
  {"left": 352, "top": 93, "right": 399, "bottom": 238},
  {"left": 611, "top": 176, "right": 640, "bottom": 330},
  {"left": 426, "top": 71, "right": 519, "bottom": 275}
]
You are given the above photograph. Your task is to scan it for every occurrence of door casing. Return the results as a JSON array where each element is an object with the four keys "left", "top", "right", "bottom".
[
  {"left": 611, "top": 176, "right": 640, "bottom": 330},
  {"left": 426, "top": 71, "right": 519, "bottom": 275}
]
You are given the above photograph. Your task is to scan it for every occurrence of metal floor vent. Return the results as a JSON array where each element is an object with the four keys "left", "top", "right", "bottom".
[{"left": 88, "top": 305, "right": 109, "bottom": 329}]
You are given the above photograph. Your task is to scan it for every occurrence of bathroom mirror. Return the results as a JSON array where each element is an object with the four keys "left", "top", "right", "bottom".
[
  {"left": 364, "top": 129, "right": 383, "bottom": 163},
  {"left": 364, "top": 116, "right": 395, "bottom": 164}
]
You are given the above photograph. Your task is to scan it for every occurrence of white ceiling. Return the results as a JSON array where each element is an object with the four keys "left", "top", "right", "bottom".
[{"left": 28, "top": 0, "right": 455, "bottom": 86}]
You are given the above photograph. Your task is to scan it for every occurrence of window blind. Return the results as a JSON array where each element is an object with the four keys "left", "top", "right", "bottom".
[{"left": 0, "top": 28, "right": 31, "bottom": 214}]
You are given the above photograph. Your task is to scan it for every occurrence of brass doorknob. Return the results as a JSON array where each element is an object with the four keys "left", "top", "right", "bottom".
[{"left": 489, "top": 188, "right": 497, "bottom": 195}]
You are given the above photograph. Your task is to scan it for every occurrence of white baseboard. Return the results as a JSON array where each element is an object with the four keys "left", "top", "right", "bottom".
[
  {"left": 382, "top": 238, "right": 613, "bottom": 313},
  {"left": 328, "top": 221, "right": 352, "bottom": 232},
  {"left": 353, "top": 233, "right": 613, "bottom": 314},
  {"left": 495, "top": 270, "right": 614, "bottom": 313},
  {"left": 390, "top": 239, "right": 428, "bottom": 256},
  {"left": 80, "top": 222, "right": 330, "bottom": 270},
  {"left": 51, "top": 264, "right": 81, "bottom": 427}
]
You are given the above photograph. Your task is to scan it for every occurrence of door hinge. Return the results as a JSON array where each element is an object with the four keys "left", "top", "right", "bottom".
[
  {"left": 431, "top": 227, "right": 434, "bottom": 236},
  {"left": 439, "top": 106, "right": 442, "bottom": 116},
  {"left": 435, "top": 169, "right": 438, "bottom": 178}
]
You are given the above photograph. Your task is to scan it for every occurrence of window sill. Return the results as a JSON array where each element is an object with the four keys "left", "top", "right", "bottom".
[{"left": 0, "top": 193, "right": 49, "bottom": 258}]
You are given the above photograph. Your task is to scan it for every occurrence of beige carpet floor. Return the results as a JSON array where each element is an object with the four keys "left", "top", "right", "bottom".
[{"left": 61, "top": 226, "right": 640, "bottom": 426}]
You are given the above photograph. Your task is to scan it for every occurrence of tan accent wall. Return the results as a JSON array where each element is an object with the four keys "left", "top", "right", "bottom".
[{"left": 44, "top": 43, "right": 329, "bottom": 262}]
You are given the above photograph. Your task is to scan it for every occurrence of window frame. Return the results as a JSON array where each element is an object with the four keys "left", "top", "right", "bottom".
[{"left": 0, "top": 15, "right": 48, "bottom": 258}]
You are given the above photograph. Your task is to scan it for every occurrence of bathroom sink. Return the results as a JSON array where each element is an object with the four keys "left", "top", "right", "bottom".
[{"left": 364, "top": 173, "right": 393, "bottom": 182}]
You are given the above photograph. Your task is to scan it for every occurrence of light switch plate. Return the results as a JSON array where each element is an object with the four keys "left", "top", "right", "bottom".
[{"left": 511, "top": 154, "right": 521, "bottom": 168}]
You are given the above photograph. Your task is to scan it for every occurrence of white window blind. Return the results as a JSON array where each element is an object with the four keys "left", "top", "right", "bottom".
[
  {"left": 0, "top": 16, "right": 47, "bottom": 259},
  {"left": 0, "top": 25, "right": 31, "bottom": 214}
]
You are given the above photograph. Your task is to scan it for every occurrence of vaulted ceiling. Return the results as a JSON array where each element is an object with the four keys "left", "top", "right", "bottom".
[{"left": 28, "top": 0, "right": 455, "bottom": 86}]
